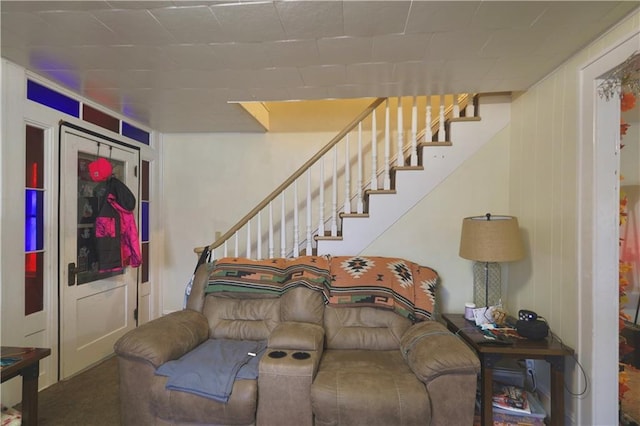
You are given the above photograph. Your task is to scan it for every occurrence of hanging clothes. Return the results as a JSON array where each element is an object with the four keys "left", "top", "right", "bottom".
[{"left": 95, "top": 177, "right": 141, "bottom": 272}]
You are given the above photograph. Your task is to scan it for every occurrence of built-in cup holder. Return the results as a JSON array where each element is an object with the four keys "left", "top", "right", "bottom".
[
  {"left": 268, "top": 350, "right": 287, "bottom": 359},
  {"left": 292, "top": 351, "right": 311, "bottom": 360}
]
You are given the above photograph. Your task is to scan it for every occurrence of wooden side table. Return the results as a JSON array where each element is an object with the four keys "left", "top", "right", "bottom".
[
  {"left": 1, "top": 346, "right": 51, "bottom": 426},
  {"left": 441, "top": 314, "right": 574, "bottom": 426}
]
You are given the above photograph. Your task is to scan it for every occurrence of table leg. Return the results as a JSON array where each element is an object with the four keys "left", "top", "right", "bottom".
[
  {"left": 481, "top": 355, "right": 497, "bottom": 426},
  {"left": 548, "top": 355, "right": 565, "bottom": 426},
  {"left": 21, "top": 361, "right": 40, "bottom": 426}
]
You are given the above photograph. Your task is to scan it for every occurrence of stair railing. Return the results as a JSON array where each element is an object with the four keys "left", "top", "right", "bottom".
[{"left": 195, "top": 93, "right": 475, "bottom": 260}]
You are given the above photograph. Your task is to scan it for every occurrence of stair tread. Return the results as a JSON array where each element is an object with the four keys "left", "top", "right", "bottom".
[
  {"left": 419, "top": 141, "right": 452, "bottom": 147},
  {"left": 314, "top": 235, "right": 343, "bottom": 241},
  {"left": 365, "top": 189, "right": 396, "bottom": 195},
  {"left": 449, "top": 116, "right": 481, "bottom": 123},
  {"left": 340, "top": 212, "right": 369, "bottom": 218},
  {"left": 391, "top": 165, "right": 424, "bottom": 171}
]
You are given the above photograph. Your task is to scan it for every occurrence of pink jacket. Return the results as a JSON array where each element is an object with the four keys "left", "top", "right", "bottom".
[{"left": 108, "top": 194, "right": 142, "bottom": 268}]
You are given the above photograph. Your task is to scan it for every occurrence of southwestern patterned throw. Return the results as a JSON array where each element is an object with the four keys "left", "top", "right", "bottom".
[
  {"left": 204, "top": 256, "right": 331, "bottom": 297},
  {"left": 327, "top": 256, "right": 437, "bottom": 321},
  {"left": 204, "top": 255, "right": 438, "bottom": 322}
]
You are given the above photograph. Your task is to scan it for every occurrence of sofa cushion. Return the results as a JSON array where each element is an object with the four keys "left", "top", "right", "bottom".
[
  {"left": 327, "top": 256, "right": 438, "bottom": 321},
  {"left": 151, "top": 374, "right": 257, "bottom": 425},
  {"left": 311, "top": 350, "right": 430, "bottom": 426},
  {"left": 204, "top": 295, "right": 280, "bottom": 340},
  {"left": 324, "top": 305, "right": 411, "bottom": 350}
]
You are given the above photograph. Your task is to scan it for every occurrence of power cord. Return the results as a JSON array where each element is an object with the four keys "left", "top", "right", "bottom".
[{"left": 548, "top": 330, "right": 589, "bottom": 397}]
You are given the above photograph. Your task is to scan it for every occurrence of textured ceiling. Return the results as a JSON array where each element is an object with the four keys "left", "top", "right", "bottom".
[{"left": 1, "top": 1, "right": 638, "bottom": 133}]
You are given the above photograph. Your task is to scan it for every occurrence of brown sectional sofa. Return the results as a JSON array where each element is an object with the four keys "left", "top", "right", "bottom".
[{"left": 114, "top": 255, "right": 480, "bottom": 426}]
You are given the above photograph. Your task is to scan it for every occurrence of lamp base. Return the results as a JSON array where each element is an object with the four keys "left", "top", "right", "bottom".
[{"left": 472, "top": 261, "right": 501, "bottom": 307}]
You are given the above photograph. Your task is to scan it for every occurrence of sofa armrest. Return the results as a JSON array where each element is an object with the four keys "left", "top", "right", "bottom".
[
  {"left": 114, "top": 309, "right": 209, "bottom": 368},
  {"left": 400, "top": 320, "right": 480, "bottom": 383},
  {"left": 268, "top": 321, "right": 325, "bottom": 352}
]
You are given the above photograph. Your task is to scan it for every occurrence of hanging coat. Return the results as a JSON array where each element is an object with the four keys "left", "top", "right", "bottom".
[
  {"left": 108, "top": 193, "right": 142, "bottom": 268},
  {"left": 94, "top": 177, "right": 141, "bottom": 272}
]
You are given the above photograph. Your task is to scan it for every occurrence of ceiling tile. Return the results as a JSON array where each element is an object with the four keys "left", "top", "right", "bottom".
[
  {"left": 480, "top": 29, "right": 548, "bottom": 58},
  {"left": 209, "top": 42, "right": 271, "bottom": 68},
  {"left": 275, "top": 1, "right": 344, "bottom": 39},
  {"left": 472, "top": 2, "right": 548, "bottom": 30},
  {"left": 317, "top": 36, "right": 373, "bottom": 64},
  {"left": 346, "top": 62, "right": 395, "bottom": 84},
  {"left": 254, "top": 67, "right": 304, "bottom": 89},
  {"left": 149, "top": 5, "right": 227, "bottom": 43},
  {"left": 343, "top": 1, "right": 410, "bottom": 37},
  {"left": 372, "top": 33, "right": 430, "bottom": 62},
  {"left": 210, "top": 2, "right": 286, "bottom": 42},
  {"left": 36, "top": 10, "right": 120, "bottom": 45},
  {"left": 92, "top": 8, "right": 176, "bottom": 45},
  {"left": 299, "top": 65, "right": 347, "bottom": 87},
  {"left": 159, "top": 44, "right": 221, "bottom": 70},
  {"left": 405, "top": 2, "right": 478, "bottom": 33},
  {"left": 260, "top": 40, "right": 322, "bottom": 68},
  {"left": 427, "top": 30, "right": 492, "bottom": 60}
]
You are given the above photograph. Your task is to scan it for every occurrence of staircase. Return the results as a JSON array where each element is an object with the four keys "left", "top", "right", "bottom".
[{"left": 196, "top": 93, "right": 511, "bottom": 260}]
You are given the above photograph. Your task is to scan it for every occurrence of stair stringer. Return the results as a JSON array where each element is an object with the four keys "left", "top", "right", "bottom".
[{"left": 316, "top": 94, "right": 511, "bottom": 256}]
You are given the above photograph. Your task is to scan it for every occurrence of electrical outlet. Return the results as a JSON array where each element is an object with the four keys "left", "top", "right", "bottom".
[{"left": 525, "top": 359, "right": 535, "bottom": 374}]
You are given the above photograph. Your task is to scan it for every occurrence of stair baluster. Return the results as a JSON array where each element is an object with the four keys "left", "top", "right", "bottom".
[
  {"left": 246, "top": 221, "right": 251, "bottom": 259},
  {"left": 331, "top": 146, "right": 338, "bottom": 237},
  {"left": 410, "top": 96, "right": 418, "bottom": 166},
  {"left": 425, "top": 97, "right": 433, "bottom": 142},
  {"left": 268, "top": 201, "right": 274, "bottom": 259},
  {"left": 306, "top": 170, "right": 313, "bottom": 254},
  {"left": 397, "top": 97, "right": 404, "bottom": 167},
  {"left": 438, "top": 97, "right": 446, "bottom": 142},
  {"left": 280, "top": 191, "right": 286, "bottom": 257},
  {"left": 293, "top": 179, "right": 299, "bottom": 257},
  {"left": 257, "top": 211, "right": 262, "bottom": 260},
  {"left": 343, "top": 135, "right": 351, "bottom": 214},
  {"left": 370, "top": 109, "right": 378, "bottom": 191},
  {"left": 356, "top": 122, "right": 364, "bottom": 214},
  {"left": 383, "top": 100, "right": 391, "bottom": 190}
]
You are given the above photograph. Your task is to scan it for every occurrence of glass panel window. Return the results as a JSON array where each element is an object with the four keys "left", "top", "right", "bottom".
[
  {"left": 122, "top": 121, "right": 150, "bottom": 145},
  {"left": 141, "top": 160, "right": 149, "bottom": 201},
  {"left": 26, "top": 127, "right": 44, "bottom": 188},
  {"left": 141, "top": 201, "right": 149, "bottom": 243},
  {"left": 27, "top": 79, "right": 80, "bottom": 117},
  {"left": 25, "top": 189, "right": 44, "bottom": 252},
  {"left": 25, "top": 252, "right": 44, "bottom": 315},
  {"left": 77, "top": 152, "right": 125, "bottom": 285},
  {"left": 141, "top": 243, "right": 149, "bottom": 283},
  {"left": 141, "top": 160, "right": 150, "bottom": 283},
  {"left": 83, "top": 104, "right": 120, "bottom": 133},
  {"left": 25, "top": 124, "right": 45, "bottom": 316}
]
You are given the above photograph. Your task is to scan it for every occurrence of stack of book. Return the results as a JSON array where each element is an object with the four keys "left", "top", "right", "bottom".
[{"left": 491, "top": 383, "right": 547, "bottom": 426}]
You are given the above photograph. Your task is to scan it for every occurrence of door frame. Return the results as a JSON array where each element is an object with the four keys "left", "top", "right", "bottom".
[
  {"left": 57, "top": 121, "right": 141, "bottom": 379},
  {"left": 577, "top": 30, "right": 640, "bottom": 425}
]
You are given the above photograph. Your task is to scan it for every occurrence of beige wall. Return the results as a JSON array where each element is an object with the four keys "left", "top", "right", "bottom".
[
  {"left": 162, "top": 131, "right": 334, "bottom": 310},
  {"left": 363, "top": 126, "right": 511, "bottom": 314}
]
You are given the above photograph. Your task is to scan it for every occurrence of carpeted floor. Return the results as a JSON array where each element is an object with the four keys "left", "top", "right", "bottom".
[{"left": 19, "top": 355, "right": 120, "bottom": 426}]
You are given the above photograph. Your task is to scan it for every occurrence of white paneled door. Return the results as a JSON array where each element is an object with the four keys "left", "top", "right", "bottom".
[{"left": 60, "top": 128, "right": 139, "bottom": 379}]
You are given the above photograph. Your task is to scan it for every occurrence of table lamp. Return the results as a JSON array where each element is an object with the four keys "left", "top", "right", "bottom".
[{"left": 459, "top": 213, "right": 524, "bottom": 307}]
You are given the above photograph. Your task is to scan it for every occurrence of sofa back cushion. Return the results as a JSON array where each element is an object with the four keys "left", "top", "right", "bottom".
[
  {"left": 204, "top": 294, "right": 280, "bottom": 340},
  {"left": 323, "top": 305, "right": 411, "bottom": 350}
]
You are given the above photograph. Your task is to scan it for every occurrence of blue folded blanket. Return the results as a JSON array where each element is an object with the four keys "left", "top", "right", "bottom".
[{"left": 155, "top": 338, "right": 267, "bottom": 402}]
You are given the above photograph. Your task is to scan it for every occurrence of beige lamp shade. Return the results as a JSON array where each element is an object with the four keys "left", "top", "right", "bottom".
[{"left": 459, "top": 215, "right": 524, "bottom": 262}]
